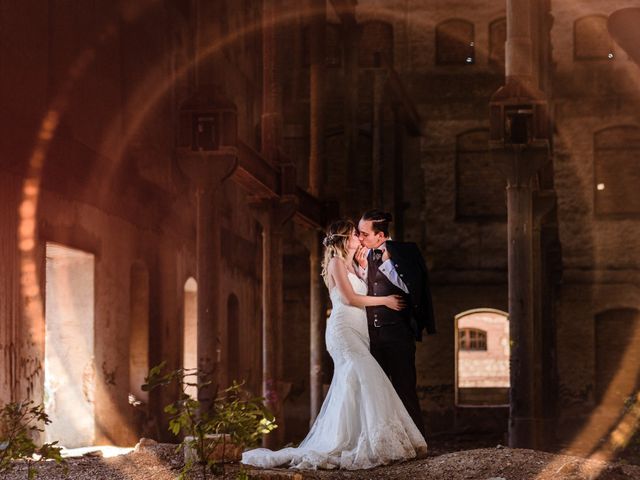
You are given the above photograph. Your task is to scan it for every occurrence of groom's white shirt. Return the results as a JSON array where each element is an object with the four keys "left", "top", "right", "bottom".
[{"left": 358, "top": 241, "right": 409, "bottom": 294}]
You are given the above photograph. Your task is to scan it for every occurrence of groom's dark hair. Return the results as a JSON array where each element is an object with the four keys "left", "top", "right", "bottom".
[{"left": 361, "top": 209, "right": 393, "bottom": 237}]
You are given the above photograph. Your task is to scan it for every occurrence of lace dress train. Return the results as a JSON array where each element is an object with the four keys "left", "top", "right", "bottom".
[{"left": 242, "top": 273, "right": 427, "bottom": 470}]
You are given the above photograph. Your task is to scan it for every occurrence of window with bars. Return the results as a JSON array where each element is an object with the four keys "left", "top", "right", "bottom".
[{"left": 459, "top": 328, "right": 487, "bottom": 351}]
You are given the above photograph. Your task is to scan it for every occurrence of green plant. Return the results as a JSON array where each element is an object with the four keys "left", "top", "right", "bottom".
[
  {"left": 143, "top": 362, "right": 277, "bottom": 479},
  {"left": 0, "top": 401, "right": 66, "bottom": 479}
]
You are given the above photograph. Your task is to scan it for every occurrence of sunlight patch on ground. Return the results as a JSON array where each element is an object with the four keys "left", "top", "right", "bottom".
[{"left": 60, "top": 445, "right": 134, "bottom": 458}]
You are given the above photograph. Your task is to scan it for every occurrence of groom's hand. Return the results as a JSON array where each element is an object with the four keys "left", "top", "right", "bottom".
[{"left": 355, "top": 246, "right": 368, "bottom": 269}]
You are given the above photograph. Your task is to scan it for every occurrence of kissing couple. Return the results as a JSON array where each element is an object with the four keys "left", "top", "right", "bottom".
[{"left": 243, "top": 209, "right": 437, "bottom": 470}]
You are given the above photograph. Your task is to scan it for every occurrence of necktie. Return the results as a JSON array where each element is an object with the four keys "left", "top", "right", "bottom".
[{"left": 372, "top": 249, "right": 383, "bottom": 265}]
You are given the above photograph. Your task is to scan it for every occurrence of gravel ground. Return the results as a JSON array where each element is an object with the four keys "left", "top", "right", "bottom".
[{"left": 3, "top": 443, "right": 640, "bottom": 480}]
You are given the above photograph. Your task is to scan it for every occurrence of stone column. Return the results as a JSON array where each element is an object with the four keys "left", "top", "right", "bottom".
[
  {"left": 491, "top": 142, "right": 549, "bottom": 448},
  {"left": 309, "top": 0, "right": 325, "bottom": 196},
  {"left": 491, "top": 0, "right": 551, "bottom": 449},
  {"left": 307, "top": 0, "right": 326, "bottom": 424},
  {"left": 532, "top": 190, "right": 557, "bottom": 449},
  {"left": 178, "top": 152, "right": 237, "bottom": 409},
  {"left": 250, "top": 196, "right": 297, "bottom": 448},
  {"left": 507, "top": 149, "right": 535, "bottom": 448},
  {"left": 371, "top": 67, "right": 387, "bottom": 208},
  {"left": 342, "top": 11, "right": 359, "bottom": 200},
  {"left": 296, "top": 226, "right": 325, "bottom": 425},
  {"left": 262, "top": 0, "right": 283, "bottom": 164},
  {"left": 505, "top": 0, "right": 534, "bottom": 83}
]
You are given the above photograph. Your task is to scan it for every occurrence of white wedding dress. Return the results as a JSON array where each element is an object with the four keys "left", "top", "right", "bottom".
[{"left": 242, "top": 272, "right": 427, "bottom": 470}]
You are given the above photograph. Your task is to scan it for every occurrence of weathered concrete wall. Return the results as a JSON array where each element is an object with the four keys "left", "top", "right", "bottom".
[{"left": 0, "top": 0, "right": 266, "bottom": 448}]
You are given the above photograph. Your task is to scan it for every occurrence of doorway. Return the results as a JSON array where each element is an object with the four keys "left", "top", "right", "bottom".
[{"left": 44, "top": 242, "right": 95, "bottom": 447}]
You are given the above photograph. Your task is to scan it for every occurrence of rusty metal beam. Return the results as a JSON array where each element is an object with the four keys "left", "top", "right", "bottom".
[{"left": 232, "top": 141, "right": 325, "bottom": 228}]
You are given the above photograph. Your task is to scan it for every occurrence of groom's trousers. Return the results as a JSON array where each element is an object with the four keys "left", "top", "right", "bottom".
[{"left": 369, "top": 324, "right": 426, "bottom": 440}]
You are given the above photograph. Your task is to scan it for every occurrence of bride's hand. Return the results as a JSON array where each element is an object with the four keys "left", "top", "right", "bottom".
[
  {"left": 355, "top": 246, "right": 368, "bottom": 269},
  {"left": 385, "top": 295, "right": 405, "bottom": 311}
]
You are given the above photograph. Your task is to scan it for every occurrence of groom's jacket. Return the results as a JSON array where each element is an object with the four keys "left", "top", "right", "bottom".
[{"left": 366, "top": 241, "right": 436, "bottom": 341}]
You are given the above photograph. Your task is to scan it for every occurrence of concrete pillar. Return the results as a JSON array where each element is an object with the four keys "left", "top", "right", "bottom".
[
  {"left": 177, "top": 153, "right": 237, "bottom": 409},
  {"left": 195, "top": 187, "right": 219, "bottom": 405},
  {"left": 491, "top": 0, "right": 551, "bottom": 449},
  {"left": 309, "top": 0, "right": 325, "bottom": 196},
  {"left": 371, "top": 68, "right": 387, "bottom": 207},
  {"left": 308, "top": 237, "right": 324, "bottom": 424},
  {"left": 490, "top": 143, "right": 549, "bottom": 448},
  {"left": 505, "top": 0, "right": 534, "bottom": 82},
  {"left": 532, "top": 190, "right": 557, "bottom": 448},
  {"left": 307, "top": 0, "right": 326, "bottom": 424},
  {"left": 295, "top": 226, "right": 325, "bottom": 425},
  {"left": 262, "top": 0, "right": 283, "bottom": 164},
  {"left": 249, "top": 197, "right": 297, "bottom": 448},
  {"left": 342, "top": 14, "right": 359, "bottom": 197},
  {"left": 506, "top": 150, "right": 535, "bottom": 448}
]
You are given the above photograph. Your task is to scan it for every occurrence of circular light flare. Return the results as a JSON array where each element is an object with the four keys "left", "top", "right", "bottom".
[{"left": 11, "top": 3, "right": 640, "bottom": 472}]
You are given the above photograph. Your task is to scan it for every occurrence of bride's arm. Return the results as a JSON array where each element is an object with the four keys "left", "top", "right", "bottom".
[{"left": 328, "top": 258, "right": 404, "bottom": 310}]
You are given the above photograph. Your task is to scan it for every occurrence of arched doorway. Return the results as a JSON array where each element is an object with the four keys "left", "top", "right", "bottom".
[
  {"left": 183, "top": 277, "right": 197, "bottom": 398},
  {"left": 455, "top": 309, "right": 510, "bottom": 406},
  {"left": 227, "top": 294, "right": 240, "bottom": 385}
]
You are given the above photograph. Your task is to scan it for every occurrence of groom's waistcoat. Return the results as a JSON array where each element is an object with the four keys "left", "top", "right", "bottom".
[{"left": 366, "top": 264, "right": 411, "bottom": 328}]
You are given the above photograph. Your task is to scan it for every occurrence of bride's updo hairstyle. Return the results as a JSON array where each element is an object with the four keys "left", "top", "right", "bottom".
[{"left": 321, "top": 219, "right": 355, "bottom": 286}]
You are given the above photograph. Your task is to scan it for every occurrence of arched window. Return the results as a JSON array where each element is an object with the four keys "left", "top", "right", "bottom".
[
  {"left": 436, "top": 19, "right": 475, "bottom": 65},
  {"left": 456, "top": 129, "right": 506, "bottom": 219},
  {"left": 183, "top": 277, "right": 198, "bottom": 398},
  {"left": 227, "top": 294, "right": 241, "bottom": 384},
  {"left": 489, "top": 18, "right": 506, "bottom": 69},
  {"left": 595, "top": 309, "right": 640, "bottom": 407},
  {"left": 455, "top": 309, "right": 509, "bottom": 406},
  {"left": 459, "top": 328, "right": 487, "bottom": 351},
  {"left": 574, "top": 15, "right": 614, "bottom": 60},
  {"left": 359, "top": 21, "right": 394, "bottom": 67},
  {"left": 594, "top": 126, "right": 640, "bottom": 215}
]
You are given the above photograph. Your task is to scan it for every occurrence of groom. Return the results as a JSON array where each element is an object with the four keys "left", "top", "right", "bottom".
[{"left": 356, "top": 209, "right": 436, "bottom": 439}]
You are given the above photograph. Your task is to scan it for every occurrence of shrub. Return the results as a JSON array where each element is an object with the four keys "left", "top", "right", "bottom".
[
  {"left": 143, "top": 362, "right": 276, "bottom": 479},
  {"left": 0, "top": 401, "right": 66, "bottom": 479}
]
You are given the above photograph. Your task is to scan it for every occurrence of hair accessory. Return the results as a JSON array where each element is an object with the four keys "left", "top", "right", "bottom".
[{"left": 322, "top": 233, "right": 349, "bottom": 247}]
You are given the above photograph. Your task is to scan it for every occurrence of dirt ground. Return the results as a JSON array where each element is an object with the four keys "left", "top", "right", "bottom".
[{"left": 4, "top": 438, "right": 640, "bottom": 480}]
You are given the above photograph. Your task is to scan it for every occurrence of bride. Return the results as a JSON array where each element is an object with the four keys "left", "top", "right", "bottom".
[{"left": 242, "top": 219, "right": 428, "bottom": 470}]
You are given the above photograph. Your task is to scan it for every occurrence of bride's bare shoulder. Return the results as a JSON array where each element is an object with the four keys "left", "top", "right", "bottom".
[{"left": 327, "top": 257, "right": 345, "bottom": 271}]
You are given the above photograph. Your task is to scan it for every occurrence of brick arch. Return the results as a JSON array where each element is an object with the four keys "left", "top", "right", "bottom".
[
  {"left": 593, "top": 125, "right": 640, "bottom": 216},
  {"left": 358, "top": 20, "right": 394, "bottom": 67},
  {"left": 574, "top": 15, "right": 614, "bottom": 60},
  {"left": 436, "top": 18, "right": 475, "bottom": 65}
]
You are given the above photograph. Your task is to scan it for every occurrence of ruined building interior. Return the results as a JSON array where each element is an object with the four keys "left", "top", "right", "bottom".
[{"left": 0, "top": 0, "right": 639, "bottom": 463}]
